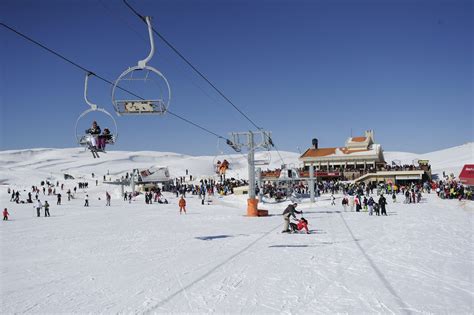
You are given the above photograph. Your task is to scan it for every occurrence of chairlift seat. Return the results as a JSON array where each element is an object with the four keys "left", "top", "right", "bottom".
[
  {"left": 115, "top": 99, "right": 167, "bottom": 115},
  {"left": 78, "top": 134, "right": 116, "bottom": 146}
]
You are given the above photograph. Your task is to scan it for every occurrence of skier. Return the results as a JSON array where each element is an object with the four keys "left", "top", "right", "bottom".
[
  {"left": 86, "top": 120, "right": 101, "bottom": 148},
  {"left": 290, "top": 217, "right": 310, "bottom": 234},
  {"left": 179, "top": 196, "right": 187, "bottom": 214},
  {"left": 85, "top": 121, "right": 101, "bottom": 157},
  {"left": 35, "top": 199, "right": 42, "bottom": 217},
  {"left": 44, "top": 201, "right": 50, "bottom": 217},
  {"left": 3, "top": 208, "right": 9, "bottom": 221},
  {"left": 84, "top": 195, "right": 89, "bottom": 207},
  {"left": 281, "top": 203, "right": 302, "bottom": 233},
  {"left": 330, "top": 194, "right": 336, "bottom": 206},
  {"left": 363, "top": 196, "right": 368, "bottom": 211},
  {"left": 392, "top": 192, "right": 396, "bottom": 203},
  {"left": 57, "top": 193, "right": 62, "bottom": 205},
  {"left": 379, "top": 194, "right": 387, "bottom": 216}
]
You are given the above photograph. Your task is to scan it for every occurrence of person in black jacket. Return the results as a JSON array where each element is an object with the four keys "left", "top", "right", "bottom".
[
  {"left": 282, "top": 203, "right": 302, "bottom": 233},
  {"left": 85, "top": 121, "right": 101, "bottom": 149},
  {"left": 378, "top": 194, "right": 387, "bottom": 216}
]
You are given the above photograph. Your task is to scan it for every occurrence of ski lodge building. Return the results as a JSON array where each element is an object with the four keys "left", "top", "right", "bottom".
[
  {"left": 297, "top": 130, "right": 430, "bottom": 184},
  {"left": 299, "top": 130, "right": 384, "bottom": 173}
]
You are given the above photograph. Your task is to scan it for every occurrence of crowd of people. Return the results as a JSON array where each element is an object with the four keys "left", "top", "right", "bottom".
[
  {"left": 435, "top": 178, "right": 472, "bottom": 200},
  {"left": 4, "top": 165, "right": 472, "bottom": 224}
]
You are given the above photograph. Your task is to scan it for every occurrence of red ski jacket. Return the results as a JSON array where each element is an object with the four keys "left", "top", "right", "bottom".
[{"left": 297, "top": 220, "right": 309, "bottom": 232}]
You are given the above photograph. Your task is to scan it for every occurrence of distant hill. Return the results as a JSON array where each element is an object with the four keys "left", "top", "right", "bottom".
[{"left": 0, "top": 143, "right": 472, "bottom": 185}]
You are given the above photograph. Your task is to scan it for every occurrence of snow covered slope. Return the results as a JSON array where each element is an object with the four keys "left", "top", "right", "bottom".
[
  {"left": 0, "top": 143, "right": 472, "bottom": 313},
  {"left": 384, "top": 143, "right": 473, "bottom": 177}
]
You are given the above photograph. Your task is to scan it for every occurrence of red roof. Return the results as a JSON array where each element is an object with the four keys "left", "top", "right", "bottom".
[
  {"left": 300, "top": 147, "right": 370, "bottom": 158},
  {"left": 301, "top": 148, "right": 337, "bottom": 158},
  {"left": 459, "top": 164, "right": 474, "bottom": 186},
  {"left": 350, "top": 137, "right": 367, "bottom": 142}
]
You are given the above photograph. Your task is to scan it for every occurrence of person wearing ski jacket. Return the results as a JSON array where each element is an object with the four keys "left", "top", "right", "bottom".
[
  {"left": 179, "top": 196, "right": 186, "bottom": 214},
  {"left": 85, "top": 121, "right": 101, "bottom": 149},
  {"left": 379, "top": 195, "right": 387, "bottom": 216},
  {"left": 341, "top": 197, "right": 348, "bottom": 211},
  {"left": 85, "top": 121, "right": 101, "bottom": 136},
  {"left": 354, "top": 195, "right": 361, "bottom": 212},
  {"left": 3, "top": 208, "right": 9, "bottom": 221},
  {"left": 282, "top": 203, "right": 302, "bottom": 233},
  {"left": 35, "top": 200, "right": 42, "bottom": 217},
  {"left": 296, "top": 218, "right": 310, "bottom": 234},
  {"left": 368, "top": 197, "right": 375, "bottom": 215},
  {"left": 44, "top": 201, "right": 50, "bottom": 217}
]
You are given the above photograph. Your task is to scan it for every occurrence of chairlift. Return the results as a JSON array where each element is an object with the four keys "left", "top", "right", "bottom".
[
  {"left": 213, "top": 138, "right": 237, "bottom": 174},
  {"left": 261, "top": 195, "right": 288, "bottom": 204},
  {"left": 254, "top": 150, "right": 271, "bottom": 166},
  {"left": 75, "top": 73, "right": 118, "bottom": 154},
  {"left": 111, "top": 16, "right": 171, "bottom": 116}
]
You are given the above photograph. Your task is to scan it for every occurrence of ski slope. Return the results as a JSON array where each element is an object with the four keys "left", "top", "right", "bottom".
[{"left": 0, "top": 143, "right": 473, "bottom": 313}]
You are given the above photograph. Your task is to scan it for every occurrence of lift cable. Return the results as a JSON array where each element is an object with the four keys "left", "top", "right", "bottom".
[
  {"left": 122, "top": 0, "right": 287, "bottom": 164},
  {"left": 0, "top": 22, "right": 228, "bottom": 141}
]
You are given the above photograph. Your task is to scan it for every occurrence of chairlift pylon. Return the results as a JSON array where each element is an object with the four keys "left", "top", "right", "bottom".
[{"left": 111, "top": 16, "right": 171, "bottom": 116}]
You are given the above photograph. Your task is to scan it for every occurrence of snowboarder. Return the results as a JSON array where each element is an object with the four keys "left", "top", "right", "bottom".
[
  {"left": 179, "top": 196, "right": 187, "bottom": 214},
  {"left": 282, "top": 203, "right": 302, "bottom": 233},
  {"left": 3, "top": 208, "right": 9, "bottom": 221},
  {"left": 44, "top": 201, "right": 50, "bottom": 217}
]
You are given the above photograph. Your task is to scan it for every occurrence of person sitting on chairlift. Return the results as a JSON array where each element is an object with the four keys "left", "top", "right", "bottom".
[
  {"left": 85, "top": 121, "right": 101, "bottom": 149},
  {"left": 98, "top": 128, "right": 112, "bottom": 150}
]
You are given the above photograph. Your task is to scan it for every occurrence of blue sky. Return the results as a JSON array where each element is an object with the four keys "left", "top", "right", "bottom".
[{"left": 1, "top": 0, "right": 472, "bottom": 156}]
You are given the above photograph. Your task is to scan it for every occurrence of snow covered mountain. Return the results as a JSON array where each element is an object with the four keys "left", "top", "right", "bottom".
[{"left": 1, "top": 143, "right": 472, "bottom": 186}]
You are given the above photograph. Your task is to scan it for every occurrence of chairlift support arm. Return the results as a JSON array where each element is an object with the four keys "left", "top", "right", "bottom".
[
  {"left": 84, "top": 73, "right": 97, "bottom": 110},
  {"left": 138, "top": 16, "right": 155, "bottom": 69}
]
